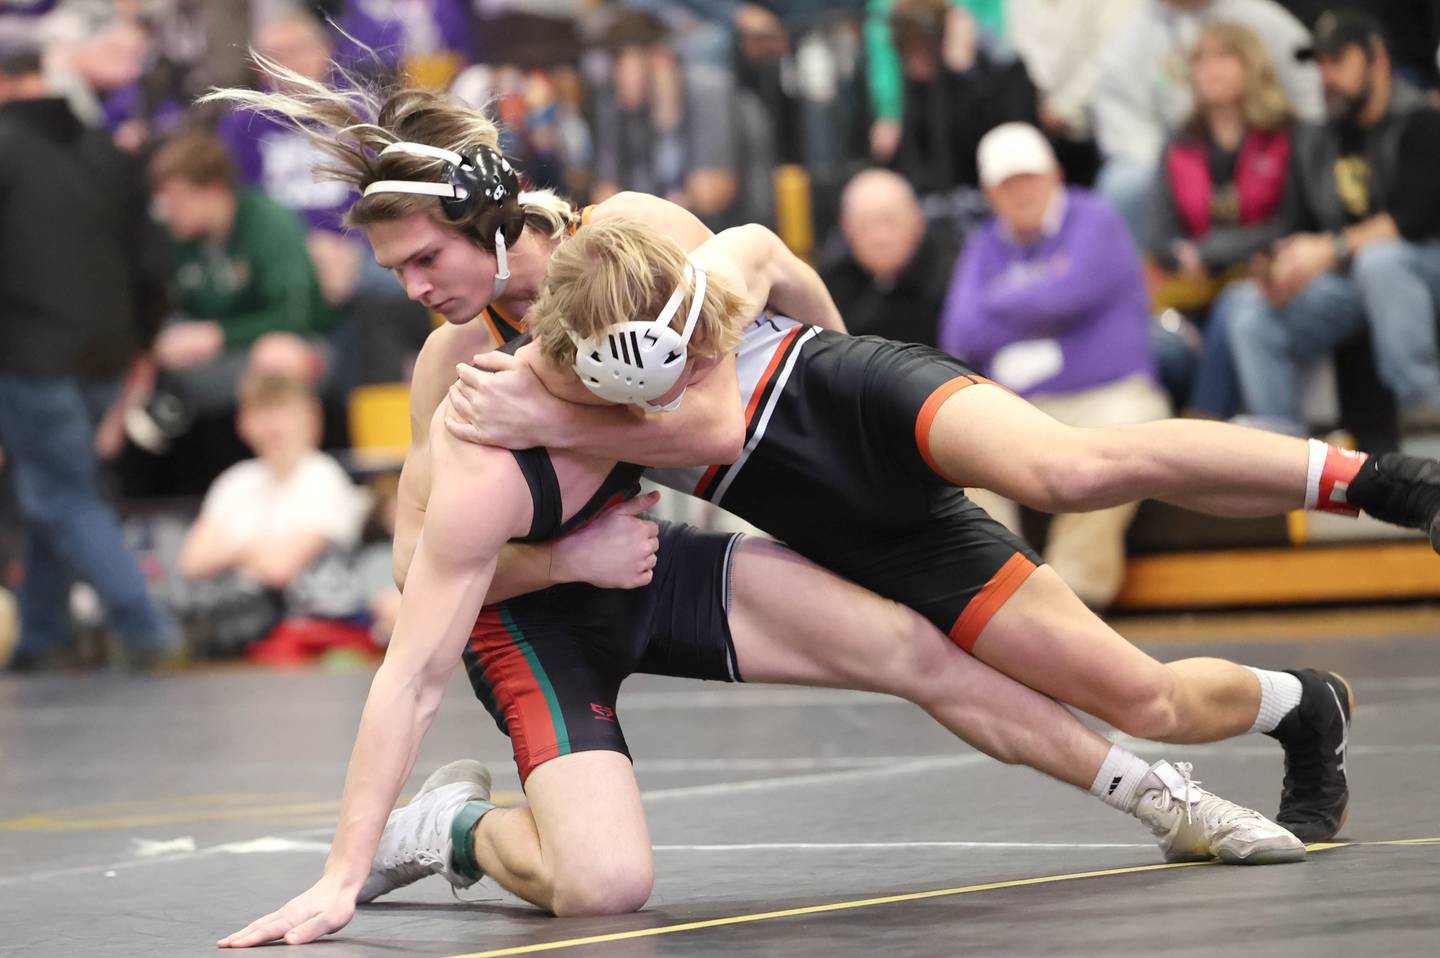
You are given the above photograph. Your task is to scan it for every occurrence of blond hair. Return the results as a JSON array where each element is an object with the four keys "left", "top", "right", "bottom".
[
  {"left": 237, "top": 372, "right": 315, "bottom": 411},
  {"left": 1186, "top": 22, "right": 1294, "bottom": 137},
  {"left": 529, "top": 219, "right": 750, "bottom": 367},
  {"left": 200, "top": 55, "right": 576, "bottom": 244}
]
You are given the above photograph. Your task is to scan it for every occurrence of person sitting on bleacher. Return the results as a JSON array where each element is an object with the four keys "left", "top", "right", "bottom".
[
  {"left": 883, "top": 0, "right": 1037, "bottom": 196},
  {"left": 820, "top": 168, "right": 957, "bottom": 347},
  {"left": 1220, "top": 11, "right": 1440, "bottom": 436},
  {"left": 588, "top": 7, "right": 771, "bottom": 230},
  {"left": 1147, "top": 21, "right": 1295, "bottom": 420},
  {"left": 176, "top": 373, "right": 366, "bottom": 656},
  {"left": 940, "top": 123, "right": 1170, "bottom": 610},
  {"left": 135, "top": 130, "right": 332, "bottom": 449},
  {"left": 217, "top": 10, "right": 430, "bottom": 390}
]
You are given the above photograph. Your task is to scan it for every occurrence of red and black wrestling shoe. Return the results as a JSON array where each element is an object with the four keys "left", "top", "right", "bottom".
[{"left": 1344, "top": 453, "right": 1440, "bottom": 553}]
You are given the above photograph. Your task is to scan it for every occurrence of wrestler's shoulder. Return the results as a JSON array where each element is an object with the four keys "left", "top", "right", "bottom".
[{"left": 415, "top": 320, "right": 501, "bottom": 382}]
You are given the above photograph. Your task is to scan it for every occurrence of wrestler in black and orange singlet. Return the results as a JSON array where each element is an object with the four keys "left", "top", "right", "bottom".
[{"left": 650, "top": 317, "right": 1041, "bottom": 654}]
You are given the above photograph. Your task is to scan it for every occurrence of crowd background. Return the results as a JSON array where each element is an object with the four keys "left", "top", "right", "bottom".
[{"left": 3, "top": 0, "right": 1440, "bottom": 671}]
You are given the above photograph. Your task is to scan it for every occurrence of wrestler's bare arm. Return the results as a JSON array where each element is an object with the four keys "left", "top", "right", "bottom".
[
  {"left": 692, "top": 224, "right": 846, "bottom": 334},
  {"left": 219, "top": 423, "right": 530, "bottom": 949},
  {"left": 590, "top": 191, "right": 714, "bottom": 251},
  {"left": 394, "top": 322, "right": 562, "bottom": 601},
  {"left": 396, "top": 324, "right": 652, "bottom": 600},
  {"left": 393, "top": 321, "right": 499, "bottom": 588},
  {"left": 592, "top": 194, "right": 846, "bottom": 334}
]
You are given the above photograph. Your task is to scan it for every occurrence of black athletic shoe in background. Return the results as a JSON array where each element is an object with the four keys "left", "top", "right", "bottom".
[
  {"left": 1268, "top": 669, "right": 1353, "bottom": 843},
  {"left": 1345, "top": 453, "right": 1440, "bottom": 552}
]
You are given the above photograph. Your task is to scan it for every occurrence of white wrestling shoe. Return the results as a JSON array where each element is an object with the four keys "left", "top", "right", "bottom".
[
  {"left": 1134, "top": 761, "right": 1306, "bottom": 865},
  {"left": 357, "top": 759, "right": 493, "bottom": 904}
]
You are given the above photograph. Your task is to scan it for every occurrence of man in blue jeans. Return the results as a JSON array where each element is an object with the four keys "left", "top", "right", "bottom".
[
  {"left": 0, "top": 35, "right": 175, "bottom": 670},
  {"left": 1220, "top": 11, "right": 1440, "bottom": 434}
]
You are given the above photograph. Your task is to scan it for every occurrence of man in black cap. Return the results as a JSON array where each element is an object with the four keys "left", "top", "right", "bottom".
[
  {"left": 0, "top": 28, "right": 177, "bottom": 670},
  {"left": 1222, "top": 9, "right": 1440, "bottom": 435}
]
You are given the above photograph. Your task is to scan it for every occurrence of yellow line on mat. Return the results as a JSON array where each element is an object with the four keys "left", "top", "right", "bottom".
[
  {"left": 442, "top": 840, "right": 1440, "bottom": 958},
  {"left": 443, "top": 859, "right": 1219, "bottom": 958}
]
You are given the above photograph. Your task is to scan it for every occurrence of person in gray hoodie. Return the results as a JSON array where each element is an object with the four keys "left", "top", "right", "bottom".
[{"left": 1093, "top": 0, "right": 1321, "bottom": 238}]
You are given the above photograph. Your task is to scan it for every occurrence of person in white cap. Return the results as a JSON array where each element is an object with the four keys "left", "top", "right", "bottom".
[{"left": 939, "top": 122, "right": 1171, "bottom": 609}]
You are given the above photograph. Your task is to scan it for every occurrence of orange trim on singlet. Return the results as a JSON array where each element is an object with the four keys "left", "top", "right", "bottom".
[
  {"left": 479, "top": 303, "right": 525, "bottom": 346},
  {"left": 480, "top": 308, "right": 506, "bottom": 345},
  {"left": 580, "top": 204, "right": 596, "bottom": 226},
  {"left": 745, "top": 326, "right": 803, "bottom": 424},
  {"left": 947, "top": 554, "right": 1037, "bottom": 653},
  {"left": 693, "top": 325, "right": 804, "bottom": 499},
  {"left": 915, "top": 376, "right": 978, "bottom": 479},
  {"left": 914, "top": 374, "right": 1008, "bottom": 482}
]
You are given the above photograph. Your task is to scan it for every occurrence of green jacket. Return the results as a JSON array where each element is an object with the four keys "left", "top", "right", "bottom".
[{"left": 170, "top": 187, "right": 332, "bottom": 350}]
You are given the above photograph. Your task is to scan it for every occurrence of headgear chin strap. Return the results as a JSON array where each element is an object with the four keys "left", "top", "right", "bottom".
[
  {"left": 363, "top": 141, "right": 517, "bottom": 299},
  {"left": 571, "top": 262, "right": 708, "bottom": 412}
]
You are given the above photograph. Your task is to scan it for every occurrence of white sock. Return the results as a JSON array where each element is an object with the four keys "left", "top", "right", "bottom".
[
  {"left": 1089, "top": 744, "right": 1152, "bottom": 813},
  {"left": 1245, "top": 666, "right": 1303, "bottom": 734}
]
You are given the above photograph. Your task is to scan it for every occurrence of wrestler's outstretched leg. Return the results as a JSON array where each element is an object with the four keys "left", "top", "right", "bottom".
[
  {"left": 923, "top": 383, "right": 1358, "bottom": 840},
  {"left": 930, "top": 380, "right": 1440, "bottom": 544},
  {"left": 723, "top": 538, "right": 1303, "bottom": 864}
]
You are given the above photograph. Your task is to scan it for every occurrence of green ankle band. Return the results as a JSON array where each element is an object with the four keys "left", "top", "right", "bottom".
[{"left": 450, "top": 800, "right": 495, "bottom": 882}]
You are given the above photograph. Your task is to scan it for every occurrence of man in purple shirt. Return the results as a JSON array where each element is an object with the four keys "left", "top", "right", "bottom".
[{"left": 940, "top": 122, "right": 1171, "bottom": 608}]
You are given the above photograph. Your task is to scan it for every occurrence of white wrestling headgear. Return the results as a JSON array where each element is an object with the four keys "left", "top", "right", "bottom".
[
  {"left": 571, "top": 261, "right": 707, "bottom": 412},
  {"left": 363, "top": 141, "right": 514, "bottom": 298}
]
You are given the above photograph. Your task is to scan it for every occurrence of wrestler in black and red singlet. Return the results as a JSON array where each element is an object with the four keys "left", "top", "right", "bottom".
[{"left": 461, "top": 336, "right": 742, "bottom": 783}]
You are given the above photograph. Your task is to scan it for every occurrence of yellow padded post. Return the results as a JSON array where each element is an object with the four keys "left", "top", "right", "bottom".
[
  {"left": 348, "top": 383, "right": 412, "bottom": 458},
  {"left": 773, "top": 163, "right": 814, "bottom": 260}
]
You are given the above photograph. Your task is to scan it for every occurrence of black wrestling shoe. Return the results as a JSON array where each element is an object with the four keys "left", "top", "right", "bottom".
[
  {"left": 1344, "top": 453, "right": 1440, "bottom": 552},
  {"left": 1269, "top": 669, "right": 1353, "bottom": 843}
]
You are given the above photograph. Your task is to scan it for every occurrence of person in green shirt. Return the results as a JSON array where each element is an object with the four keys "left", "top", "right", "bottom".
[
  {"left": 146, "top": 130, "right": 332, "bottom": 420},
  {"left": 865, "top": 0, "right": 1006, "bottom": 160}
]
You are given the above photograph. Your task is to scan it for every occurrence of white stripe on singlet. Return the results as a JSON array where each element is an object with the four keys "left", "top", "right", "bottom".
[
  {"left": 709, "top": 325, "right": 817, "bottom": 504},
  {"left": 648, "top": 313, "right": 806, "bottom": 496}
]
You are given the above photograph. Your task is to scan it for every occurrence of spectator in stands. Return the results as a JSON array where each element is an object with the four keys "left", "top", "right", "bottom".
[
  {"left": 177, "top": 373, "right": 366, "bottom": 654},
  {"left": 143, "top": 131, "right": 332, "bottom": 432},
  {"left": 865, "top": 0, "right": 1006, "bottom": 164},
  {"left": 218, "top": 10, "right": 430, "bottom": 388},
  {"left": 883, "top": 0, "right": 1037, "bottom": 195},
  {"left": 1148, "top": 21, "right": 1295, "bottom": 418},
  {"left": 1094, "top": 0, "right": 1321, "bottom": 240},
  {"left": 589, "top": 8, "right": 772, "bottom": 229},
  {"left": 219, "top": 12, "right": 354, "bottom": 239},
  {"left": 1222, "top": 11, "right": 1440, "bottom": 435},
  {"left": 939, "top": 123, "right": 1169, "bottom": 609},
  {"left": 1008, "top": 0, "right": 1141, "bottom": 184},
  {"left": 0, "top": 33, "right": 177, "bottom": 671},
  {"left": 1284, "top": 1, "right": 1440, "bottom": 90},
  {"left": 820, "top": 168, "right": 956, "bottom": 345},
  {"left": 329, "top": 0, "right": 471, "bottom": 86}
]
